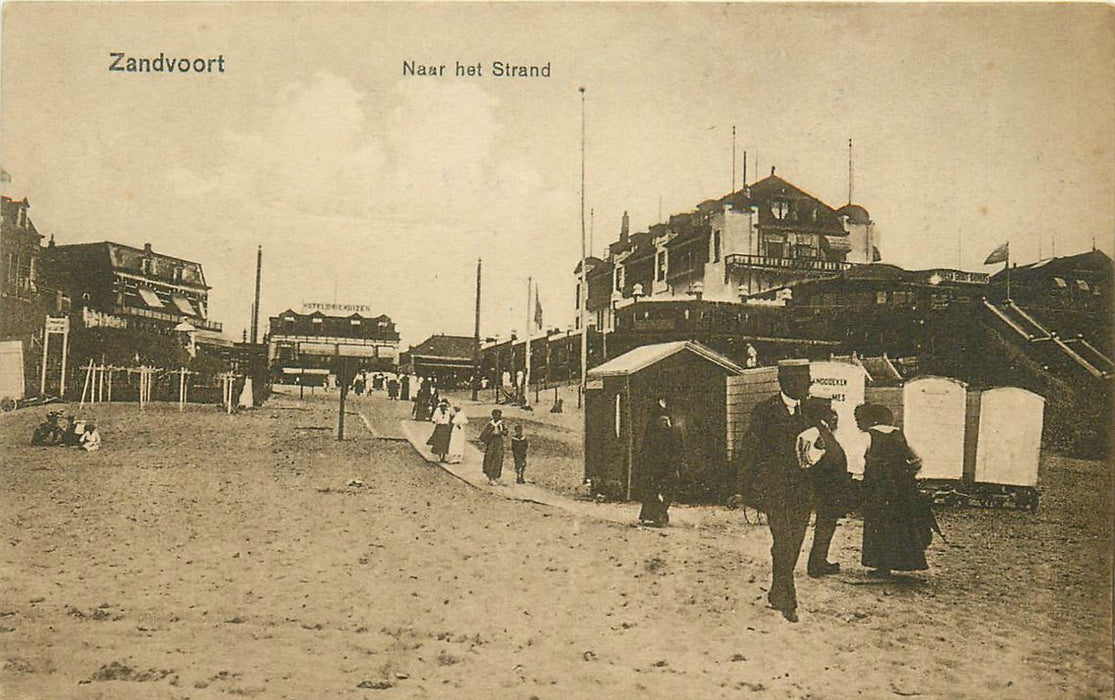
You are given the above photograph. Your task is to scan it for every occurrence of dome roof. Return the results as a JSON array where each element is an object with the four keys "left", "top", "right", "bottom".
[{"left": 836, "top": 203, "right": 871, "bottom": 224}]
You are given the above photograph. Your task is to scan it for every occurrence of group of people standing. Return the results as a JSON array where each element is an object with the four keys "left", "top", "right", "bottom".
[
  {"left": 476, "top": 410, "right": 529, "bottom": 485},
  {"left": 733, "top": 359, "right": 935, "bottom": 622},
  {"left": 424, "top": 398, "right": 470, "bottom": 464},
  {"left": 416, "top": 391, "right": 530, "bottom": 485},
  {"left": 352, "top": 371, "right": 412, "bottom": 401}
]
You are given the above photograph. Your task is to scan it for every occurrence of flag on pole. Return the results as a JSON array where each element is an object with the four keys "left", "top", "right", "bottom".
[
  {"left": 983, "top": 241, "right": 1009, "bottom": 265},
  {"left": 0, "top": 169, "right": 11, "bottom": 183},
  {"left": 534, "top": 285, "right": 543, "bottom": 330}
]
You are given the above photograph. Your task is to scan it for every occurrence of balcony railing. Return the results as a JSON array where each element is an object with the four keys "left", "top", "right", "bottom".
[
  {"left": 119, "top": 304, "right": 223, "bottom": 332},
  {"left": 725, "top": 254, "right": 850, "bottom": 275}
]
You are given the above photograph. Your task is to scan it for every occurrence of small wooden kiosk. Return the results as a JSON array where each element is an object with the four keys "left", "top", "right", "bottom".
[{"left": 584, "top": 341, "right": 744, "bottom": 502}]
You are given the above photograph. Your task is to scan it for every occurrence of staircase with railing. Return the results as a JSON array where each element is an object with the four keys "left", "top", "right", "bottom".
[{"left": 981, "top": 299, "right": 1112, "bottom": 380}]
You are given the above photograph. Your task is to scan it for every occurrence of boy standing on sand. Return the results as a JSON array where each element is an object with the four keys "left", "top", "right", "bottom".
[{"left": 511, "top": 425, "right": 529, "bottom": 484}]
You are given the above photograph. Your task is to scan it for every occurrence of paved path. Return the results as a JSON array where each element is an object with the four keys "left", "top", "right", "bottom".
[{"left": 394, "top": 414, "right": 752, "bottom": 531}]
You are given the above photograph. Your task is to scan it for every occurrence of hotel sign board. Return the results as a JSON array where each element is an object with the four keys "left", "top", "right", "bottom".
[{"left": 301, "top": 302, "right": 374, "bottom": 315}]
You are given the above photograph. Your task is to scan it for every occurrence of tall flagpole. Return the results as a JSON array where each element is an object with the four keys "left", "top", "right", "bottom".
[
  {"left": 1005, "top": 241, "right": 1011, "bottom": 301},
  {"left": 847, "top": 138, "right": 854, "bottom": 205},
  {"left": 525, "top": 276, "right": 532, "bottom": 405},
  {"left": 731, "top": 125, "right": 736, "bottom": 192},
  {"left": 250, "top": 245, "right": 262, "bottom": 344},
  {"left": 578, "top": 86, "right": 588, "bottom": 408}
]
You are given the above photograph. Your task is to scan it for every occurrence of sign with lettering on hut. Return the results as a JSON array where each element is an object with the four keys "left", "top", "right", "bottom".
[{"left": 808, "top": 361, "right": 869, "bottom": 477}]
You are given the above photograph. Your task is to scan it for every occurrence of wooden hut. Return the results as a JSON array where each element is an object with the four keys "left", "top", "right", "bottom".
[{"left": 584, "top": 341, "right": 744, "bottom": 502}]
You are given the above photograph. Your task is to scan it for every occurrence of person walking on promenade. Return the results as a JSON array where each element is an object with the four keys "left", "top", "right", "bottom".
[
  {"left": 796, "top": 398, "right": 851, "bottom": 578},
  {"left": 479, "top": 409, "right": 508, "bottom": 485},
  {"left": 400, "top": 374, "right": 410, "bottom": 402},
  {"left": 426, "top": 399, "right": 453, "bottom": 462},
  {"left": 637, "top": 410, "right": 683, "bottom": 527},
  {"left": 446, "top": 406, "right": 469, "bottom": 464},
  {"left": 413, "top": 379, "right": 432, "bottom": 421},
  {"left": 733, "top": 359, "right": 812, "bottom": 622},
  {"left": 510, "top": 424, "right": 529, "bottom": 484},
  {"left": 854, "top": 403, "right": 931, "bottom": 578}
]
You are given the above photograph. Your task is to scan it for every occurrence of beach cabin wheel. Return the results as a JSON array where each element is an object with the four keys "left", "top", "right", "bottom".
[{"left": 0, "top": 397, "right": 15, "bottom": 412}]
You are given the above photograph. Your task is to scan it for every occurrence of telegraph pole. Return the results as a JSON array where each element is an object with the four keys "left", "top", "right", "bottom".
[
  {"left": 578, "top": 86, "right": 588, "bottom": 408},
  {"left": 250, "top": 245, "right": 262, "bottom": 344},
  {"left": 471, "top": 258, "right": 481, "bottom": 401}
]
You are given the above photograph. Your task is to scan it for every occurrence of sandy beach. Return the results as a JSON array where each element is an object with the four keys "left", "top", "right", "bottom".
[{"left": 0, "top": 389, "right": 1110, "bottom": 699}]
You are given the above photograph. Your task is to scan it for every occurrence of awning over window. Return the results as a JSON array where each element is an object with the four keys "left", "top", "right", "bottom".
[
  {"left": 824, "top": 235, "right": 852, "bottom": 252},
  {"left": 137, "top": 287, "right": 164, "bottom": 309},
  {"left": 171, "top": 294, "right": 196, "bottom": 316}
]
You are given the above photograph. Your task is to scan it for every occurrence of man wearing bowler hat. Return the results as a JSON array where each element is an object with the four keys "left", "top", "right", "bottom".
[{"left": 733, "top": 359, "right": 813, "bottom": 622}]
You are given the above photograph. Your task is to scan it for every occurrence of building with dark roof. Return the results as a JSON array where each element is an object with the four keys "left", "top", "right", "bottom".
[
  {"left": 403, "top": 334, "right": 477, "bottom": 386},
  {"left": 0, "top": 196, "right": 58, "bottom": 399},
  {"left": 988, "top": 250, "right": 1111, "bottom": 352},
  {"left": 1, "top": 197, "right": 52, "bottom": 345},
  {"left": 577, "top": 170, "right": 879, "bottom": 337},
  {"left": 268, "top": 306, "right": 400, "bottom": 379},
  {"left": 41, "top": 240, "right": 220, "bottom": 335}
]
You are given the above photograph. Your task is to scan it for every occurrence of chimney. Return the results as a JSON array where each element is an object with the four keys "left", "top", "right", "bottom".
[
  {"left": 144, "top": 242, "right": 153, "bottom": 254},
  {"left": 620, "top": 211, "right": 630, "bottom": 245},
  {"left": 771, "top": 166, "right": 776, "bottom": 176}
]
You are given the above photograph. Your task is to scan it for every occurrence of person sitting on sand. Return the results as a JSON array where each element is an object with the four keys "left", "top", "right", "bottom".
[{"left": 80, "top": 423, "right": 102, "bottom": 452}]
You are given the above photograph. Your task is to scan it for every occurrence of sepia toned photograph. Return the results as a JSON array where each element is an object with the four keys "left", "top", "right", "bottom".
[{"left": 0, "top": 3, "right": 1112, "bottom": 698}]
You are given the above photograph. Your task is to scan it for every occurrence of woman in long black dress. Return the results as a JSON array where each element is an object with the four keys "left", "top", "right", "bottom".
[
  {"left": 637, "top": 407, "right": 683, "bottom": 527},
  {"left": 854, "top": 403, "right": 929, "bottom": 577}
]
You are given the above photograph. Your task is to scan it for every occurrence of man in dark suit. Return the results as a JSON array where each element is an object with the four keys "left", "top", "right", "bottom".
[{"left": 733, "top": 359, "right": 813, "bottom": 622}]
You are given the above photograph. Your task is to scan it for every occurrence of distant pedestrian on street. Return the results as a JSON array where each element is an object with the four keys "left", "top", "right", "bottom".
[
  {"left": 387, "top": 375, "right": 400, "bottom": 400},
  {"left": 479, "top": 409, "right": 508, "bottom": 485},
  {"left": 413, "top": 379, "right": 432, "bottom": 421},
  {"left": 511, "top": 424, "right": 529, "bottom": 484},
  {"left": 637, "top": 408, "right": 683, "bottom": 527},
  {"left": 400, "top": 374, "right": 410, "bottom": 401}
]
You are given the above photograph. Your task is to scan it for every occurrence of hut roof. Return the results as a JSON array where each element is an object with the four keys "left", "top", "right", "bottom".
[{"left": 588, "top": 340, "right": 744, "bottom": 377}]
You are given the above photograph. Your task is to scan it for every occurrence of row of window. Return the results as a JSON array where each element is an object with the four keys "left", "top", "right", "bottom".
[{"left": 4, "top": 252, "right": 36, "bottom": 294}]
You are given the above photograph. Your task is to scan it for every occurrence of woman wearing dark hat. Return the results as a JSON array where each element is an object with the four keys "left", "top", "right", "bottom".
[
  {"left": 854, "top": 403, "right": 930, "bottom": 577},
  {"left": 479, "top": 409, "right": 508, "bottom": 484},
  {"left": 426, "top": 399, "right": 453, "bottom": 462}
]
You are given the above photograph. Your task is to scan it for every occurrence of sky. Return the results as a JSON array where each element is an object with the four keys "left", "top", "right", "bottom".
[{"left": 2, "top": 3, "right": 1113, "bottom": 348}]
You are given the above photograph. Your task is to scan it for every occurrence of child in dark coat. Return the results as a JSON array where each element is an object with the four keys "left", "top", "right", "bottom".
[{"left": 511, "top": 425, "right": 529, "bottom": 484}]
